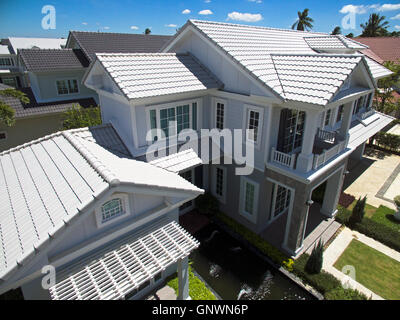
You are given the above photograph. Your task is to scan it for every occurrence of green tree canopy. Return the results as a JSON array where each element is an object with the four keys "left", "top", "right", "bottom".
[
  {"left": 374, "top": 60, "right": 400, "bottom": 114},
  {"left": 331, "top": 26, "right": 341, "bottom": 35},
  {"left": 0, "top": 88, "right": 30, "bottom": 127},
  {"left": 360, "top": 13, "right": 390, "bottom": 37},
  {"left": 292, "top": 8, "right": 314, "bottom": 31},
  {"left": 61, "top": 104, "right": 102, "bottom": 130},
  {"left": 144, "top": 28, "right": 151, "bottom": 35}
]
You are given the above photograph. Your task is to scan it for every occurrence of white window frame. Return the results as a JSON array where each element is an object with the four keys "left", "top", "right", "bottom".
[
  {"left": 55, "top": 78, "right": 80, "bottom": 96},
  {"left": 95, "top": 193, "right": 130, "bottom": 228},
  {"left": 0, "top": 131, "right": 7, "bottom": 141},
  {"left": 145, "top": 98, "right": 201, "bottom": 143},
  {"left": 239, "top": 176, "right": 259, "bottom": 224},
  {"left": 323, "top": 108, "right": 332, "bottom": 128},
  {"left": 243, "top": 104, "right": 264, "bottom": 149},
  {"left": 212, "top": 165, "right": 227, "bottom": 204},
  {"left": 268, "top": 179, "right": 294, "bottom": 223},
  {"left": 213, "top": 98, "right": 226, "bottom": 130}
]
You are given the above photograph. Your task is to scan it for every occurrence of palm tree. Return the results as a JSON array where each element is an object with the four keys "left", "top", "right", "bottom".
[
  {"left": 331, "top": 26, "right": 341, "bottom": 35},
  {"left": 144, "top": 28, "right": 151, "bottom": 35},
  {"left": 360, "top": 13, "right": 389, "bottom": 37},
  {"left": 0, "top": 88, "right": 29, "bottom": 126},
  {"left": 292, "top": 8, "right": 314, "bottom": 31}
]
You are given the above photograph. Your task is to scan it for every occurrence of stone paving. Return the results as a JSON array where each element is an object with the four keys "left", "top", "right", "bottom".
[
  {"left": 323, "top": 227, "right": 400, "bottom": 300},
  {"left": 344, "top": 148, "right": 400, "bottom": 210},
  {"left": 146, "top": 286, "right": 177, "bottom": 300}
]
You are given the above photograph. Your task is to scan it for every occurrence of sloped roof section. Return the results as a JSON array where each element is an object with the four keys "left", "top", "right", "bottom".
[
  {"left": 69, "top": 31, "right": 172, "bottom": 62},
  {"left": 354, "top": 37, "right": 400, "bottom": 63},
  {"left": 304, "top": 35, "right": 368, "bottom": 50},
  {"left": 363, "top": 56, "right": 393, "bottom": 79},
  {"left": 0, "top": 125, "right": 202, "bottom": 281},
  {"left": 7, "top": 37, "right": 66, "bottom": 54},
  {"left": 0, "top": 86, "right": 97, "bottom": 119},
  {"left": 96, "top": 53, "right": 222, "bottom": 100},
  {"left": 271, "top": 54, "right": 363, "bottom": 105},
  {"left": 19, "top": 49, "right": 89, "bottom": 72},
  {"left": 149, "top": 148, "right": 203, "bottom": 173}
]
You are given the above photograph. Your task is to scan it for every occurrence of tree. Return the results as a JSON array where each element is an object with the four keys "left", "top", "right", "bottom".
[
  {"left": 61, "top": 104, "right": 102, "bottom": 130},
  {"left": 0, "top": 88, "right": 29, "bottom": 127},
  {"left": 348, "top": 196, "right": 367, "bottom": 227},
  {"left": 374, "top": 60, "right": 400, "bottom": 114},
  {"left": 331, "top": 26, "right": 341, "bottom": 35},
  {"left": 346, "top": 33, "right": 354, "bottom": 38},
  {"left": 305, "top": 240, "right": 324, "bottom": 274},
  {"left": 144, "top": 28, "right": 151, "bottom": 35},
  {"left": 292, "top": 8, "right": 314, "bottom": 31},
  {"left": 360, "top": 13, "right": 390, "bottom": 37}
]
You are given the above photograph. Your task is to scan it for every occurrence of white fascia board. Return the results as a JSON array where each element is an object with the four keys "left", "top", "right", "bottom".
[
  {"left": 215, "top": 90, "right": 281, "bottom": 105},
  {"left": 164, "top": 24, "right": 284, "bottom": 103}
]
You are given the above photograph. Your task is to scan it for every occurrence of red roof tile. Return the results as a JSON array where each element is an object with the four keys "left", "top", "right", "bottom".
[{"left": 355, "top": 37, "right": 400, "bottom": 63}]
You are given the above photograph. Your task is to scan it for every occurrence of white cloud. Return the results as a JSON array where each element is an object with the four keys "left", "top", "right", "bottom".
[
  {"left": 377, "top": 4, "right": 400, "bottom": 11},
  {"left": 130, "top": 26, "right": 139, "bottom": 30},
  {"left": 339, "top": 4, "right": 369, "bottom": 14},
  {"left": 395, "top": 25, "right": 400, "bottom": 29},
  {"left": 199, "top": 9, "right": 213, "bottom": 15},
  {"left": 205, "top": 0, "right": 211, "bottom": 3},
  {"left": 165, "top": 24, "right": 177, "bottom": 28},
  {"left": 227, "top": 12, "right": 263, "bottom": 22},
  {"left": 82, "top": 22, "right": 88, "bottom": 25},
  {"left": 248, "top": 0, "right": 262, "bottom": 3},
  {"left": 391, "top": 13, "right": 400, "bottom": 19},
  {"left": 182, "top": 9, "right": 191, "bottom": 14},
  {"left": 103, "top": 26, "right": 110, "bottom": 30}
]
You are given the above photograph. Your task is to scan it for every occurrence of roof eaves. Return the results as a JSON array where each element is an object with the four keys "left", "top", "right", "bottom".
[{"left": 188, "top": 20, "right": 285, "bottom": 102}]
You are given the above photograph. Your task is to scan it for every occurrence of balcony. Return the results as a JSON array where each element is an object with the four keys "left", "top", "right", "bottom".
[{"left": 270, "top": 128, "right": 347, "bottom": 172}]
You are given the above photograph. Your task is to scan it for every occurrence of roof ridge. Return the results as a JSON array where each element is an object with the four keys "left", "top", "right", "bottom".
[
  {"left": 61, "top": 130, "right": 120, "bottom": 185},
  {"left": 71, "top": 30, "right": 171, "bottom": 37},
  {"left": 96, "top": 52, "right": 179, "bottom": 57},
  {"left": 270, "top": 52, "right": 364, "bottom": 58},
  {"left": 190, "top": 19, "right": 328, "bottom": 35}
]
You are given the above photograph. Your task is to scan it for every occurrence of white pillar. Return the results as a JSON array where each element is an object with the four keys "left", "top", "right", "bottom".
[
  {"left": 296, "top": 111, "right": 320, "bottom": 173},
  {"left": 177, "top": 257, "right": 190, "bottom": 300},
  {"left": 339, "top": 101, "right": 354, "bottom": 144},
  {"left": 321, "top": 168, "right": 344, "bottom": 218}
]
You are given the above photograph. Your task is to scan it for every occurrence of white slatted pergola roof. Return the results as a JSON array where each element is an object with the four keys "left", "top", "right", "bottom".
[
  {"left": 149, "top": 148, "right": 203, "bottom": 173},
  {"left": 49, "top": 221, "right": 199, "bottom": 300}
]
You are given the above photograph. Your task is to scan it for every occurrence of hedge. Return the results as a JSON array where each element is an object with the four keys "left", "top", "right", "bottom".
[
  {"left": 374, "top": 132, "right": 400, "bottom": 152},
  {"left": 293, "top": 254, "right": 368, "bottom": 300},
  {"left": 336, "top": 206, "right": 400, "bottom": 252}
]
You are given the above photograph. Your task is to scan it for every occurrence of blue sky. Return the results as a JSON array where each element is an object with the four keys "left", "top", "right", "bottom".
[{"left": 1, "top": 0, "right": 400, "bottom": 38}]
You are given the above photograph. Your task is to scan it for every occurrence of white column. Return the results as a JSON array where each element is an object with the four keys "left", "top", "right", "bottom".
[
  {"left": 296, "top": 110, "right": 320, "bottom": 173},
  {"left": 321, "top": 168, "right": 344, "bottom": 217},
  {"left": 177, "top": 257, "right": 190, "bottom": 300},
  {"left": 339, "top": 101, "right": 354, "bottom": 145}
]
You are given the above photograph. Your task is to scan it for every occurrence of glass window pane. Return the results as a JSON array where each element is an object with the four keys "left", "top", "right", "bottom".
[
  {"left": 192, "top": 103, "right": 197, "bottom": 130},
  {"left": 101, "top": 198, "right": 124, "bottom": 223}
]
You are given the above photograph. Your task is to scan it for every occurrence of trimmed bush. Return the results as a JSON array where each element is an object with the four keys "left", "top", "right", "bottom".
[
  {"left": 348, "top": 196, "right": 367, "bottom": 227},
  {"left": 195, "top": 193, "right": 219, "bottom": 216},
  {"left": 325, "top": 287, "right": 369, "bottom": 300},
  {"left": 394, "top": 195, "right": 400, "bottom": 208},
  {"left": 305, "top": 240, "right": 324, "bottom": 274},
  {"left": 338, "top": 193, "right": 356, "bottom": 208},
  {"left": 375, "top": 132, "right": 400, "bottom": 151}
]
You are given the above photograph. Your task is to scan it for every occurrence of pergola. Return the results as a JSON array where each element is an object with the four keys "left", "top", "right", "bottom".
[{"left": 49, "top": 221, "right": 199, "bottom": 300}]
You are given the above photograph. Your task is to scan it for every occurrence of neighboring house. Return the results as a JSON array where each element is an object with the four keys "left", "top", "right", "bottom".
[
  {"left": 83, "top": 20, "right": 394, "bottom": 259},
  {"left": 0, "top": 83, "right": 96, "bottom": 151},
  {"left": 0, "top": 124, "right": 202, "bottom": 300},
  {"left": 0, "top": 37, "right": 66, "bottom": 88},
  {"left": 354, "top": 37, "right": 400, "bottom": 64}
]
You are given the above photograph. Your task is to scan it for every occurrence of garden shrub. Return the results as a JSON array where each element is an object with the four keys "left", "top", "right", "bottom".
[
  {"left": 394, "top": 196, "right": 400, "bottom": 208},
  {"left": 195, "top": 193, "right": 219, "bottom": 216},
  {"left": 348, "top": 196, "right": 366, "bottom": 227},
  {"left": 305, "top": 240, "right": 324, "bottom": 274},
  {"left": 375, "top": 132, "right": 400, "bottom": 151},
  {"left": 324, "top": 287, "right": 369, "bottom": 300}
]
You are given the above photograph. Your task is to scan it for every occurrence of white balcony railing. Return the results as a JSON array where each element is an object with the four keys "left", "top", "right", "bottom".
[
  {"left": 316, "top": 128, "right": 336, "bottom": 143},
  {"left": 271, "top": 148, "right": 296, "bottom": 169},
  {"left": 313, "top": 140, "right": 346, "bottom": 170}
]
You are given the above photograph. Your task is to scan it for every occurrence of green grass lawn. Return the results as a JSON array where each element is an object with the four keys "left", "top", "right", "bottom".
[
  {"left": 347, "top": 201, "right": 400, "bottom": 232},
  {"left": 334, "top": 239, "right": 400, "bottom": 300}
]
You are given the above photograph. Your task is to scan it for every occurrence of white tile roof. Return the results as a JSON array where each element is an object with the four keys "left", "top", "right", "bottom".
[
  {"left": 348, "top": 112, "right": 394, "bottom": 149},
  {"left": 149, "top": 148, "right": 203, "bottom": 173},
  {"left": 363, "top": 56, "right": 393, "bottom": 79},
  {"left": 177, "top": 20, "right": 392, "bottom": 104},
  {"left": 8, "top": 37, "right": 66, "bottom": 52},
  {"left": 96, "top": 53, "right": 222, "bottom": 100},
  {"left": 0, "top": 45, "right": 10, "bottom": 55},
  {"left": 304, "top": 35, "right": 368, "bottom": 50},
  {"left": 0, "top": 125, "right": 202, "bottom": 281},
  {"left": 271, "top": 54, "right": 363, "bottom": 105}
]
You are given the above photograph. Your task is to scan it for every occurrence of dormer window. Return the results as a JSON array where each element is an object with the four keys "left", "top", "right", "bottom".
[
  {"left": 96, "top": 194, "right": 130, "bottom": 227},
  {"left": 56, "top": 79, "right": 79, "bottom": 95}
]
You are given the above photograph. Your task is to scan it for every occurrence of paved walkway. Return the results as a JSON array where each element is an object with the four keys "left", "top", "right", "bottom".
[
  {"left": 146, "top": 285, "right": 177, "bottom": 300},
  {"left": 323, "top": 227, "right": 400, "bottom": 300},
  {"left": 344, "top": 148, "right": 400, "bottom": 210}
]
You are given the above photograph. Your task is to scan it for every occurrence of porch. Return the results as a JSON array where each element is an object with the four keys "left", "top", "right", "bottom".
[{"left": 260, "top": 202, "right": 341, "bottom": 258}]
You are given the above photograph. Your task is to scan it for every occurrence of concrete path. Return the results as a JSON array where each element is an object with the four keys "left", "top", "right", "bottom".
[
  {"left": 323, "top": 227, "right": 400, "bottom": 300},
  {"left": 344, "top": 148, "right": 400, "bottom": 210},
  {"left": 387, "top": 124, "right": 400, "bottom": 136},
  {"left": 146, "top": 286, "right": 177, "bottom": 300}
]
